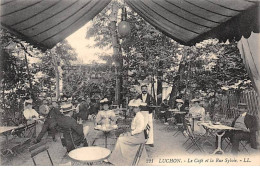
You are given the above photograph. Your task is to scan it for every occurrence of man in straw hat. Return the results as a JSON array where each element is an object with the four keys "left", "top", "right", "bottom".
[
  {"left": 136, "top": 84, "right": 155, "bottom": 147},
  {"left": 57, "top": 103, "right": 89, "bottom": 152},
  {"left": 107, "top": 99, "right": 148, "bottom": 165},
  {"left": 218, "top": 103, "right": 258, "bottom": 154},
  {"left": 33, "top": 100, "right": 61, "bottom": 143}
]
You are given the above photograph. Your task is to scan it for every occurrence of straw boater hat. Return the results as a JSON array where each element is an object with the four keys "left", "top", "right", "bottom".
[
  {"left": 60, "top": 103, "right": 74, "bottom": 114},
  {"left": 100, "top": 98, "right": 111, "bottom": 105},
  {"left": 128, "top": 99, "right": 147, "bottom": 107}
]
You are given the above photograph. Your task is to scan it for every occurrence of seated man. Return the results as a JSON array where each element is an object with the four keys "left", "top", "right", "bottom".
[
  {"left": 160, "top": 99, "right": 170, "bottom": 123},
  {"left": 34, "top": 101, "right": 61, "bottom": 143},
  {"left": 57, "top": 103, "right": 89, "bottom": 152},
  {"left": 38, "top": 99, "right": 50, "bottom": 116},
  {"left": 220, "top": 103, "right": 258, "bottom": 154}
]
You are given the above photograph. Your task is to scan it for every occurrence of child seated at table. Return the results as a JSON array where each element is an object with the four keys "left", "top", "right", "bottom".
[{"left": 95, "top": 98, "right": 116, "bottom": 127}]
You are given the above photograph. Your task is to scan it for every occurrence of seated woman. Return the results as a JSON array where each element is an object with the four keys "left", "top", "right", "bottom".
[
  {"left": 107, "top": 99, "right": 148, "bottom": 166},
  {"left": 173, "top": 99, "right": 186, "bottom": 124},
  {"left": 95, "top": 98, "right": 116, "bottom": 126},
  {"left": 23, "top": 99, "right": 42, "bottom": 123},
  {"left": 189, "top": 98, "right": 206, "bottom": 134}
]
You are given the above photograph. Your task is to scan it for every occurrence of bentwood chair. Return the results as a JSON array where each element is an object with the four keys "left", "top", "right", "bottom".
[
  {"left": 132, "top": 124, "right": 150, "bottom": 166},
  {"left": 59, "top": 127, "right": 87, "bottom": 153},
  {"left": 28, "top": 140, "right": 54, "bottom": 166}
]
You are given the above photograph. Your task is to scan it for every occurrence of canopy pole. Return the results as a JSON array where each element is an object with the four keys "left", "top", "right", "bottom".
[{"left": 110, "top": 4, "right": 123, "bottom": 105}]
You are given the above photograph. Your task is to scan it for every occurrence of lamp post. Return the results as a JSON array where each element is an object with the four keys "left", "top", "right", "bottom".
[{"left": 110, "top": 4, "right": 131, "bottom": 105}]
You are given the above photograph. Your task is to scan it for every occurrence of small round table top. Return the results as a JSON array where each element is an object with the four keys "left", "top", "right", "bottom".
[
  {"left": 68, "top": 146, "right": 111, "bottom": 163},
  {"left": 94, "top": 125, "right": 118, "bottom": 132}
]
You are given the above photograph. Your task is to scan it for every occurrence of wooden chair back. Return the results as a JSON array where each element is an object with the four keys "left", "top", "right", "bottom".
[
  {"left": 28, "top": 140, "right": 53, "bottom": 166},
  {"left": 132, "top": 124, "right": 150, "bottom": 166}
]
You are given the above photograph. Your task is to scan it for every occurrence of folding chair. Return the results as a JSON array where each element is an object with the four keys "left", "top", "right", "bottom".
[
  {"left": 223, "top": 137, "right": 250, "bottom": 154},
  {"left": 59, "top": 128, "right": 87, "bottom": 152},
  {"left": 28, "top": 140, "right": 53, "bottom": 166},
  {"left": 184, "top": 123, "right": 205, "bottom": 153},
  {"left": 8, "top": 121, "right": 37, "bottom": 154},
  {"left": 132, "top": 124, "right": 150, "bottom": 166}
]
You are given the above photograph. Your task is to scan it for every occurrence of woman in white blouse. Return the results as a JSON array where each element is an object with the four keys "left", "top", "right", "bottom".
[
  {"left": 189, "top": 98, "right": 206, "bottom": 134},
  {"left": 107, "top": 99, "right": 148, "bottom": 165},
  {"left": 23, "top": 99, "right": 40, "bottom": 121},
  {"left": 95, "top": 98, "right": 116, "bottom": 126}
]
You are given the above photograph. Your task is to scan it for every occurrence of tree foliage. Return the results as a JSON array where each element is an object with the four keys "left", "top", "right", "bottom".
[{"left": 0, "top": 29, "right": 76, "bottom": 125}]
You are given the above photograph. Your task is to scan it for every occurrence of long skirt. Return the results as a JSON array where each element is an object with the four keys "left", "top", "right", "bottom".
[
  {"left": 146, "top": 113, "right": 154, "bottom": 144},
  {"left": 192, "top": 119, "right": 206, "bottom": 135},
  {"left": 108, "top": 132, "right": 147, "bottom": 166}
]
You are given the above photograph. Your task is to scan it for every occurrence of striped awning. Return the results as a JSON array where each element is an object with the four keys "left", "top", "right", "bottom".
[
  {"left": 1, "top": 0, "right": 259, "bottom": 49},
  {"left": 0, "top": 0, "right": 111, "bottom": 50},
  {"left": 125, "top": 0, "right": 259, "bottom": 46}
]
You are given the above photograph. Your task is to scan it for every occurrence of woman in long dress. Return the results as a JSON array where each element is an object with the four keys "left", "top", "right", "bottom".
[
  {"left": 108, "top": 99, "right": 148, "bottom": 166},
  {"left": 189, "top": 98, "right": 206, "bottom": 134},
  {"left": 95, "top": 98, "right": 116, "bottom": 126}
]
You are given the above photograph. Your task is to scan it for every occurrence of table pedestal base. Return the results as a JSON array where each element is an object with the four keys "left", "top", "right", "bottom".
[{"left": 212, "top": 131, "right": 225, "bottom": 154}]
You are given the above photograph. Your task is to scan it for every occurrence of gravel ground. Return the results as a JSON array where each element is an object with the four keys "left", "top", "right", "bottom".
[{"left": 1, "top": 119, "right": 259, "bottom": 166}]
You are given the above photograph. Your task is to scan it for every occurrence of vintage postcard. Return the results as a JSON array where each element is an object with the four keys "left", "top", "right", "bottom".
[{"left": 0, "top": 0, "right": 259, "bottom": 166}]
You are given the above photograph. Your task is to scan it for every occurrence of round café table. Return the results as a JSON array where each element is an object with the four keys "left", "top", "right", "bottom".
[
  {"left": 94, "top": 125, "right": 118, "bottom": 148},
  {"left": 68, "top": 146, "right": 111, "bottom": 165}
]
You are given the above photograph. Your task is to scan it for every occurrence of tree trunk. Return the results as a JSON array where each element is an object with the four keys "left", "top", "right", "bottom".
[
  {"left": 51, "top": 55, "right": 60, "bottom": 101},
  {"left": 157, "top": 60, "right": 163, "bottom": 105}
]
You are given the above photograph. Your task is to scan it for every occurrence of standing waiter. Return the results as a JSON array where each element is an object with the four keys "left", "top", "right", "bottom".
[{"left": 136, "top": 84, "right": 155, "bottom": 147}]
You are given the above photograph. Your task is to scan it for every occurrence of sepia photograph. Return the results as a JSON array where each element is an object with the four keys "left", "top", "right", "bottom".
[{"left": 0, "top": 0, "right": 259, "bottom": 166}]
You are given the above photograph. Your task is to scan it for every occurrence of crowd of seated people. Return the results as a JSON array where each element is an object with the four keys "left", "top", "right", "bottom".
[{"left": 21, "top": 91, "right": 258, "bottom": 164}]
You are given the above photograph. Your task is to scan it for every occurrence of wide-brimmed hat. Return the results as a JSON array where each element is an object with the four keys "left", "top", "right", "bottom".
[
  {"left": 176, "top": 99, "right": 184, "bottom": 104},
  {"left": 24, "top": 99, "right": 33, "bottom": 104},
  {"left": 191, "top": 98, "right": 201, "bottom": 103},
  {"left": 60, "top": 103, "right": 74, "bottom": 114},
  {"left": 128, "top": 99, "right": 147, "bottom": 107},
  {"left": 100, "top": 98, "right": 111, "bottom": 105}
]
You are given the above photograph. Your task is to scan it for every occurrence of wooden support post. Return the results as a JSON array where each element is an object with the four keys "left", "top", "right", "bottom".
[{"left": 110, "top": 4, "right": 123, "bottom": 105}]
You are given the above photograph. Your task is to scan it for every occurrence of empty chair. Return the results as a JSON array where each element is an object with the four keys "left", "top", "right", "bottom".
[{"left": 28, "top": 140, "right": 53, "bottom": 166}]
